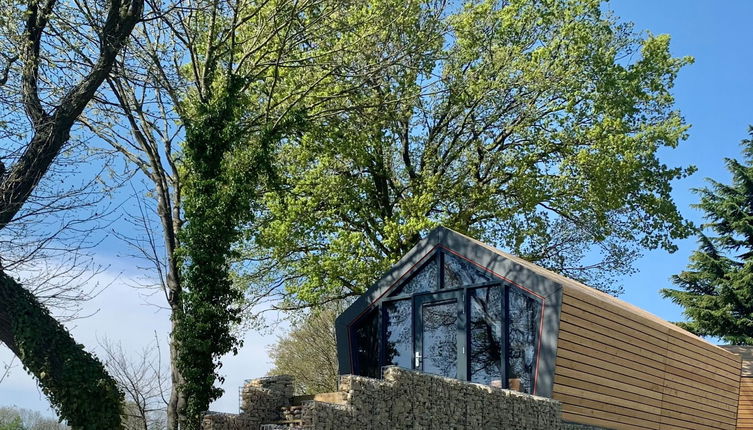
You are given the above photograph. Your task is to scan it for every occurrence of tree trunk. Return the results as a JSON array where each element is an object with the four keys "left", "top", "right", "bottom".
[
  {"left": 167, "top": 305, "right": 187, "bottom": 430},
  {"left": 0, "top": 271, "right": 123, "bottom": 429},
  {"left": 0, "top": 1, "right": 144, "bottom": 428}
]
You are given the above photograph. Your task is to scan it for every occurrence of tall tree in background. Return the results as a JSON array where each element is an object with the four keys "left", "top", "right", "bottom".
[
  {"left": 174, "top": 0, "right": 442, "bottom": 426},
  {"left": 0, "top": 0, "right": 144, "bottom": 427},
  {"left": 267, "top": 305, "right": 342, "bottom": 395},
  {"left": 243, "top": 0, "right": 695, "bottom": 308},
  {"left": 0, "top": 406, "right": 69, "bottom": 430},
  {"left": 662, "top": 127, "right": 753, "bottom": 344},
  {"left": 84, "top": 0, "right": 445, "bottom": 427}
]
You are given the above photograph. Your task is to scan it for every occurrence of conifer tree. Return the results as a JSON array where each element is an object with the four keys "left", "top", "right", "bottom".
[{"left": 662, "top": 127, "right": 753, "bottom": 344}]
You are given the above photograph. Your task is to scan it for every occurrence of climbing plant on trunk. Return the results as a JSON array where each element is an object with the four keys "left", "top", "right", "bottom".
[{"left": 0, "top": 0, "right": 144, "bottom": 427}]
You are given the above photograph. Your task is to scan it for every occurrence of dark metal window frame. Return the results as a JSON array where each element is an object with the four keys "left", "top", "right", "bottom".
[
  {"left": 353, "top": 248, "right": 542, "bottom": 391},
  {"left": 414, "top": 291, "right": 462, "bottom": 378}
]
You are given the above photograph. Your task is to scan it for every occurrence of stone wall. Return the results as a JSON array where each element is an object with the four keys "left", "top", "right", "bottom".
[
  {"left": 203, "top": 367, "right": 577, "bottom": 429},
  {"left": 303, "top": 367, "right": 562, "bottom": 429},
  {"left": 203, "top": 375, "right": 293, "bottom": 430}
]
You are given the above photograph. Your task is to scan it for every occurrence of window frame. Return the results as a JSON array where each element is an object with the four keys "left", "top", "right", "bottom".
[{"left": 351, "top": 249, "right": 543, "bottom": 393}]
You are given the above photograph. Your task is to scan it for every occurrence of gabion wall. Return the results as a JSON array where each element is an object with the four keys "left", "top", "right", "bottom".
[
  {"left": 203, "top": 375, "right": 294, "bottom": 430},
  {"left": 203, "top": 367, "right": 591, "bottom": 429},
  {"left": 303, "top": 367, "right": 562, "bottom": 429}
]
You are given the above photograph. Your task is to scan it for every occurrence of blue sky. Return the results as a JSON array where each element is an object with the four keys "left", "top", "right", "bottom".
[
  {"left": 606, "top": 0, "right": 753, "bottom": 322},
  {"left": 3, "top": 0, "right": 753, "bottom": 418}
]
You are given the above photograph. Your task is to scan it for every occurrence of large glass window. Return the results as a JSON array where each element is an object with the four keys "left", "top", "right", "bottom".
[
  {"left": 508, "top": 288, "right": 541, "bottom": 394},
  {"left": 443, "top": 252, "right": 492, "bottom": 289},
  {"left": 349, "top": 249, "right": 542, "bottom": 394},
  {"left": 469, "top": 286, "right": 504, "bottom": 386},
  {"left": 391, "top": 256, "right": 438, "bottom": 296},
  {"left": 419, "top": 298, "right": 459, "bottom": 378},
  {"left": 352, "top": 309, "right": 380, "bottom": 378},
  {"left": 383, "top": 299, "right": 412, "bottom": 369}
]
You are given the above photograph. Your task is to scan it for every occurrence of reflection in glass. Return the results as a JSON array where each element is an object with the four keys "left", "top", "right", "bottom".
[
  {"left": 469, "top": 287, "right": 503, "bottom": 385},
  {"left": 422, "top": 300, "right": 458, "bottom": 378},
  {"left": 443, "top": 252, "right": 492, "bottom": 289},
  {"left": 391, "top": 256, "right": 438, "bottom": 296},
  {"left": 349, "top": 248, "right": 544, "bottom": 394},
  {"left": 353, "top": 309, "right": 380, "bottom": 378},
  {"left": 384, "top": 300, "right": 412, "bottom": 369},
  {"left": 508, "top": 288, "right": 541, "bottom": 394}
]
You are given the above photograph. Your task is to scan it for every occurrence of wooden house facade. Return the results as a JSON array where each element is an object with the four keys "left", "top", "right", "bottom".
[{"left": 335, "top": 227, "right": 744, "bottom": 430}]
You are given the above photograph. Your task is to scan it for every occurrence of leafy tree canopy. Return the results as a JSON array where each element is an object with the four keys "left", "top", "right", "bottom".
[
  {"left": 267, "top": 305, "right": 342, "bottom": 395},
  {"left": 0, "top": 406, "right": 69, "bottom": 430},
  {"left": 172, "top": 0, "right": 419, "bottom": 425},
  {"left": 662, "top": 127, "right": 753, "bottom": 344},
  {"left": 241, "top": 0, "right": 695, "bottom": 304}
]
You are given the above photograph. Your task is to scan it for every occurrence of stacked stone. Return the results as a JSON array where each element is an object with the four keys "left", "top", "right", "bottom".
[
  {"left": 260, "top": 425, "right": 293, "bottom": 430},
  {"left": 239, "top": 375, "right": 294, "bottom": 424},
  {"left": 382, "top": 366, "right": 562, "bottom": 430},
  {"left": 204, "top": 368, "right": 567, "bottom": 429},
  {"left": 383, "top": 367, "right": 464, "bottom": 428},
  {"left": 505, "top": 390, "right": 562, "bottom": 429},
  {"left": 280, "top": 405, "right": 304, "bottom": 422},
  {"left": 201, "top": 375, "right": 295, "bottom": 430},
  {"left": 339, "top": 374, "right": 390, "bottom": 429},
  {"left": 300, "top": 400, "right": 352, "bottom": 430},
  {"left": 201, "top": 412, "right": 256, "bottom": 430}
]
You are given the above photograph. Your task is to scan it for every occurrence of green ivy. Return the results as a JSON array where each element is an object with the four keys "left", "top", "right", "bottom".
[
  {"left": 175, "top": 70, "right": 306, "bottom": 427},
  {"left": 0, "top": 272, "right": 122, "bottom": 429},
  {"left": 174, "top": 76, "right": 246, "bottom": 429}
]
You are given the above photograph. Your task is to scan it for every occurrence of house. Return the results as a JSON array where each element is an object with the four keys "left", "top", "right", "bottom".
[{"left": 335, "top": 227, "right": 743, "bottom": 430}]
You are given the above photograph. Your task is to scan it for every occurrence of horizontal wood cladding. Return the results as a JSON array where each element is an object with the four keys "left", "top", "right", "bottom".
[
  {"left": 738, "top": 378, "right": 753, "bottom": 429},
  {"left": 553, "top": 285, "right": 742, "bottom": 430}
]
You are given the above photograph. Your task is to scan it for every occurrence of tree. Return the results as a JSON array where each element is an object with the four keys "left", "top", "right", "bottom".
[
  {"left": 99, "top": 337, "right": 168, "bottom": 430},
  {"left": 0, "top": 413, "right": 24, "bottom": 430},
  {"left": 84, "top": 0, "right": 443, "bottom": 427},
  {"left": 82, "top": 0, "right": 311, "bottom": 424},
  {"left": 83, "top": 0, "right": 323, "bottom": 425},
  {"left": 268, "top": 305, "right": 342, "bottom": 395},
  {"left": 0, "top": 0, "right": 144, "bottom": 427},
  {"left": 243, "top": 0, "right": 695, "bottom": 308},
  {"left": 0, "top": 407, "right": 69, "bottom": 430},
  {"left": 171, "top": 0, "right": 406, "bottom": 423},
  {"left": 662, "top": 127, "right": 753, "bottom": 344}
]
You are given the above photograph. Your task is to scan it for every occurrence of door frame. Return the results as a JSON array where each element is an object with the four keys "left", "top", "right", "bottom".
[{"left": 412, "top": 290, "right": 467, "bottom": 380}]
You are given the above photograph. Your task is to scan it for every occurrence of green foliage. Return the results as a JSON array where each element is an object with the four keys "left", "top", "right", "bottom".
[
  {"left": 172, "top": 0, "right": 419, "bottom": 424},
  {"left": 245, "top": 0, "right": 694, "bottom": 304},
  {"left": 0, "top": 416, "right": 24, "bottom": 430},
  {"left": 175, "top": 76, "right": 251, "bottom": 427},
  {"left": 0, "top": 406, "right": 69, "bottom": 430},
  {"left": 662, "top": 127, "right": 753, "bottom": 344},
  {"left": 175, "top": 74, "right": 304, "bottom": 425},
  {"left": 0, "top": 273, "right": 122, "bottom": 429},
  {"left": 268, "top": 305, "right": 342, "bottom": 395}
]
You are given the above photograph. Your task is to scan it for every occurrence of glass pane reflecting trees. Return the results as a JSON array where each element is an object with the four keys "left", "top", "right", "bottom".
[
  {"left": 469, "top": 286, "right": 504, "bottom": 385},
  {"left": 508, "top": 289, "right": 541, "bottom": 394},
  {"left": 444, "top": 252, "right": 492, "bottom": 288},
  {"left": 392, "top": 257, "right": 438, "bottom": 296},
  {"left": 384, "top": 300, "right": 412, "bottom": 369},
  {"left": 421, "top": 300, "right": 458, "bottom": 378},
  {"left": 349, "top": 249, "right": 543, "bottom": 394}
]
